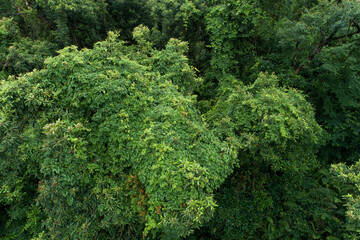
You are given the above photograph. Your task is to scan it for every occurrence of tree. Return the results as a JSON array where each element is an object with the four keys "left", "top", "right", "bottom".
[
  {"left": 194, "top": 73, "right": 326, "bottom": 239},
  {"left": 206, "top": 73, "right": 323, "bottom": 173},
  {"left": 0, "top": 30, "right": 235, "bottom": 239},
  {"left": 2, "top": 0, "right": 360, "bottom": 239},
  {"left": 330, "top": 161, "right": 360, "bottom": 239}
]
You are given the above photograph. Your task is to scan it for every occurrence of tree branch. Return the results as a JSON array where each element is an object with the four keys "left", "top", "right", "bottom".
[
  {"left": 330, "top": 31, "right": 360, "bottom": 43},
  {"left": 341, "top": 47, "right": 356, "bottom": 63},
  {"left": 37, "top": 13, "right": 56, "bottom": 30},
  {"left": 294, "top": 27, "right": 360, "bottom": 75},
  {"left": 293, "top": 40, "right": 300, "bottom": 72},
  {"left": 352, "top": 19, "right": 360, "bottom": 32}
]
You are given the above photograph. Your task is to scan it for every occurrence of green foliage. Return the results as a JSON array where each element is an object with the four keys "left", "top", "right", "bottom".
[
  {"left": 207, "top": 73, "right": 323, "bottom": 172},
  {"left": 270, "top": 0, "right": 360, "bottom": 164},
  {"left": 204, "top": 0, "right": 262, "bottom": 79},
  {"left": 331, "top": 161, "right": 360, "bottom": 238},
  {"left": 150, "top": 38, "right": 203, "bottom": 95},
  {"left": 5, "top": 38, "right": 57, "bottom": 75},
  {"left": 190, "top": 170, "right": 347, "bottom": 240},
  {"left": 0, "top": 17, "right": 19, "bottom": 73},
  {"left": 34, "top": 0, "right": 108, "bottom": 47},
  {"left": 0, "top": 17, "right": 57, "bottom": 77},
  {"left": 193, "top": 72, "right": 326, "bottom": 240},
  {"left": 132, "top": 25, "right": 203, "bottom": 95},
  {"left": 143, "top": 0, "right": 212, "bottom": 109},
  {"left": 106, "top": 0, "right": 152, "bottom": 41},
  {"left": 0, "top": 32, "right": 235, "bottom": 239},
  {"left": 145, "top": 0, "right": 204, "bottom": 44},
  {"left": 2, "top": 0, "right": 360, "bottom": 239}
]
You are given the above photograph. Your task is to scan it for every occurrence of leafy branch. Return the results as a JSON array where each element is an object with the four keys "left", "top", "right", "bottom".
[{"left": 294, "top": 19, "right": 360, "bottom": 75}]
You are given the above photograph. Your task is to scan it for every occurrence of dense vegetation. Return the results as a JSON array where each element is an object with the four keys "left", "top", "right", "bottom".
[{"left": 1, "top": 0, "right": 360, "bottom": 239}]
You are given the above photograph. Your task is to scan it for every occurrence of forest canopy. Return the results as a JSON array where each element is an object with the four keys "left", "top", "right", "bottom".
[{"left": 1, "top": 0, "right": 360, "bottom": 239}]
